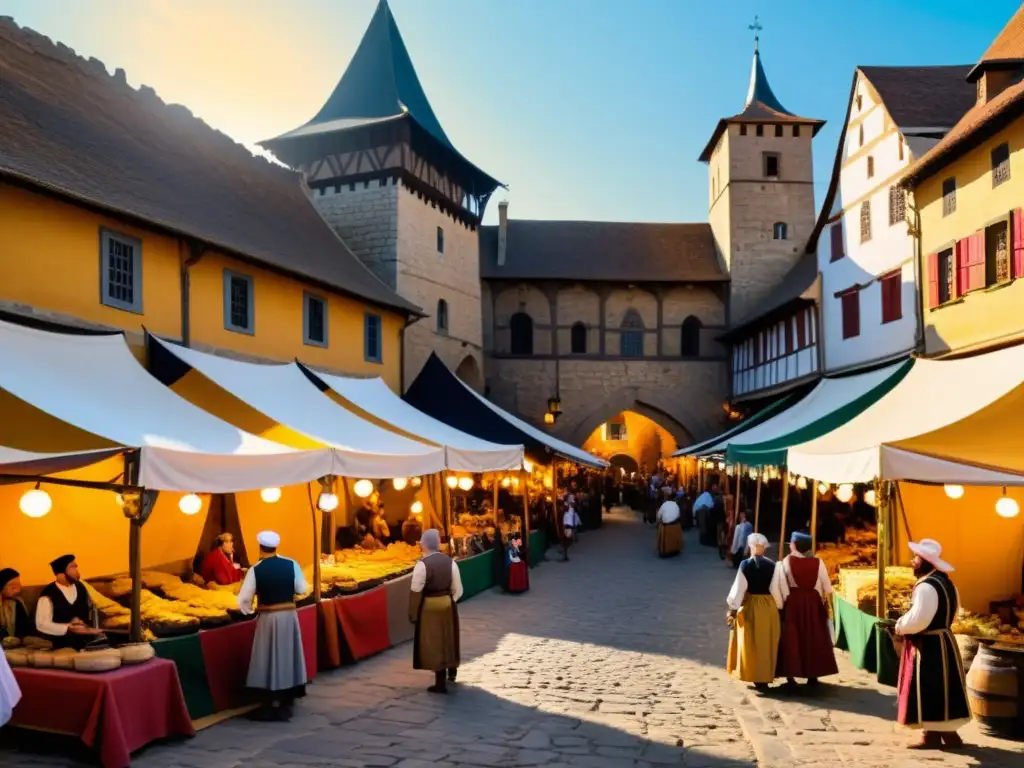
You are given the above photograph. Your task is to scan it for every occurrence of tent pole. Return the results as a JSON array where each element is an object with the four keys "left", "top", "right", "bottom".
[
  {"left": 493, "top": 474, "right": 500, "bottom": 524},
  {"left": 732, "top": 465, "right": 743, "bottom": 528},
  {"left": 876, "top": 479, "right": 887, "bottom": 620},
  {"left": 311, "top": 482, "right": 322, "bottom": 604},
  {"left": 441, "top": 472, "right": 452, "bottom": 544},
  {"left": 121, "top": 453, "right": 145, "bottom": 644},
  {"left": 753, "top": 474, "right": 763, "bottom": 533},
  {"left": 521, "top": 471, "right": 531, "bottom": 558},
  {"left": 810, "top": 480, "right": 819, "bottom": 552},
  {"left": 778, "top": 470, "right": 790, "bottom": 560}
]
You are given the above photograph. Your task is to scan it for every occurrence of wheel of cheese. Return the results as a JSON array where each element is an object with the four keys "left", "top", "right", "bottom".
[
  {"left": 74, "top": 653, "right": 122, "bottom": 673},
  {"left": 52, "top": 649, "right": 78, "bottom": 670},
  {"left": 119, "top": 643, "right": 155, "bottom": 664}
]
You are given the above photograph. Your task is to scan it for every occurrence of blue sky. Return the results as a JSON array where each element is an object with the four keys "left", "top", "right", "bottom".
[{"left": 1, "top": 0, "right": 1018, "bottom": 225}]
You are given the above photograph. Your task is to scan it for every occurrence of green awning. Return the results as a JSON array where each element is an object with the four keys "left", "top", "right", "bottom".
[
  {"left": 725, "top": 359, "right": 913, "bottom": 469},
  {"left": 673, "top": 391, "right": 804, "bottom": 457}
]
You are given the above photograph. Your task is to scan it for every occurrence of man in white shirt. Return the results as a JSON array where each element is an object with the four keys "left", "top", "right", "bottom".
[
  {"left": 730, "top": 510, "right": 753, "bottom": 569},
  {"left": 693, "top": 487, "right": 715, "bottom": 541},
  {"left": 35, "top": 554, "right": 104, "bottom": 650},
  {"left": 655, "top": 496, "right": 683, "bottom": 557}
]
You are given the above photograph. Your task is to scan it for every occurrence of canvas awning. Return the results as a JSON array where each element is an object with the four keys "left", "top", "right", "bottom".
[
  {"left": 0, "top": 446, "right": 125, "bottom": 476},
  {"left": 787, "top": 344, "right": 1024, "bottom": 484},
  {"left": 404, "top": 354, "right": 607, "bottom": 469},
  {"left": 709, "top": 360, "right": 912, "bottom": 468},
  {"left": 298, "top": 365, "right": 524, "bottom": 473},
  {"left": 147, "top": 335, "right": 446, "bottom": 479},
  {"left": 673, "top": 391, "right": 804, "bottom": 457},
  {"left": 0, "top": 319, "right": 337, "bottom": 492}
]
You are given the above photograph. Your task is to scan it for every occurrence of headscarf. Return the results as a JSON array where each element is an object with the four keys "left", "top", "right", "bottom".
[{"left": 420, "top": 528, "right": 441, "bottom": 553}]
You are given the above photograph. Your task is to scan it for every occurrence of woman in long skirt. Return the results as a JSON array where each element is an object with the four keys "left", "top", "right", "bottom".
[{"left": 726, "top": 533, "right": 781, "bottom": 690}]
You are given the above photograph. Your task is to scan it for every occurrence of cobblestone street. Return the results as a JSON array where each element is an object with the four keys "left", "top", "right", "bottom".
[{"left": 4, "top": 510, "right": 1024, "bottom": 768}]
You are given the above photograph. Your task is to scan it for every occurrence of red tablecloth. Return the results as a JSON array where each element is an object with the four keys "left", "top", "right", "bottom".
[
  {"left": 334, "top": 588, "right": 390, "bottom": 660},
  {"left": 11, "top": 658, "right": 194, "bottom": 768}
]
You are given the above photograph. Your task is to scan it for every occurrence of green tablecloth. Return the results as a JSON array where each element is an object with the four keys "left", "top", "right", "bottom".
[
  {"left": 152, "top": 632, "right": 216, "bottom": 719},
  {"left": 528, "top": 528, "right": 546, "bottom": 567},
  {"left": 834, "top": 596, "right": 898, "bottom": 687},
  {"left": 458, "top": 549, "right": 496, "bottom": 601}
]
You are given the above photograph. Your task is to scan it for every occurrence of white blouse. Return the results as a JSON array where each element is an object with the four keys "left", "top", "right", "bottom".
[
  {"left": 770, "top": 553, "right": 832, "bottom": 607},
  {"left": 410, "top": 556, "right": 464, "bottom": 601}
]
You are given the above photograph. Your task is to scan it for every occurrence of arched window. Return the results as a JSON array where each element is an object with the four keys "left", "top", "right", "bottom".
[
  {"left": 773, "top": 222, "right": 788, "bottom": 240},
  {"left": 619, "top": 309, "right": 644, "bottom": 358},
  {"left": 681, "top": 315, "right": 702, "bottom": 357},
  {"left": 570, "top": 322, "right": 587, "bottom": 354},
  {"left": 509, "top": 312, "right": 533, "bottom": 355},
  {"left": 436, "top": 299, "right": 448, "bottom": 334}
]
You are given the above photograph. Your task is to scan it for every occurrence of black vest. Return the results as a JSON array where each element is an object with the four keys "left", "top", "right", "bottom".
[
  {"left": 740, "top": 556, "right": 776, "bottom": 594},
  {"left": 37, "top": 581, "right": 92, "bottom": 648},
  {"left": 253, "top": 556, "right": 297, "bottom": 605},
  {"left": 920, "top": 572, "right": 957, "bottom": 633}
]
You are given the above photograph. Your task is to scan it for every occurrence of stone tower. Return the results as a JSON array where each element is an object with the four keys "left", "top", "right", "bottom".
[
  {"left": 261, "top": 0, "right": 500, "bottom": 391},
  {"left": 699, "top": 31, "right": 824, "bottom": 325}
]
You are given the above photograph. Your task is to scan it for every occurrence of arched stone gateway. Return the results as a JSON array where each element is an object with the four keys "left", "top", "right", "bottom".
[
  {"left": 557, "top": 387, "right": 704, "bottom": 451},
  {"left": 608, "top": 453, "right": 639, "bottom": 475},
  {"left": 454, "top": 354, "right": 484, "bottom": 392}
]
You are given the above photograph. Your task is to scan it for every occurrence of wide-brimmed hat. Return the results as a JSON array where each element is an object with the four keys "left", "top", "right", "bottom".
[{"left": 908, "top": 538, "right": 954, "bottom": 573}]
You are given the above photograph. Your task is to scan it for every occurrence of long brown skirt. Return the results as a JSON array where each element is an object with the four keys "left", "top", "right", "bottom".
[
  {"left": 412, "top": 595, "right": 460, "bottom": 671},
  {"left": 657, "top": 522, "right": 683, "bottom": 557},
  {"left": 726, "top": 594, "right": 780, "bottom": 684}
]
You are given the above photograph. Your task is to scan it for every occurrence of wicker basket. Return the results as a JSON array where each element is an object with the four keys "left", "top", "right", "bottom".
[
  {"left": 74, "top": 652, "right": 121, "bottom": 673},
  {"left": 4, "top": 649, "right": 29, "bottom": 668},
  {"left": 119, "top": 643, "right": 155, "bottom": 665}
]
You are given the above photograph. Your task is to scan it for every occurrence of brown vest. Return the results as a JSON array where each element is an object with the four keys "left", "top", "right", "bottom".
[{"left": 422, "top": 552, "right": 453, "bottom": 596}]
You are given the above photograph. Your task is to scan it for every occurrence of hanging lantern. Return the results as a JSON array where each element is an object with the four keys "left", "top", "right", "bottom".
[
  {"left": 458, "top": 476, "right": 474, "bottom": 492},
  {"left": 863, "top": 489, "right": 877, "bottom": 507},
  {"left": 523, "top": 459, "right": 533, "bottom": 474},
  {"left": 260, "top": 487, "right": 282, "bottom": 504},
  {"left": 20, "top": 487, "right": 52, "bottom": 518},
  {"left": 410, "top": 500, "right": 424, "bottom": 515},
  {"left": 796, "top": 476, "right": 808, "bottom": 491},
  {"left": 770, "top": 467, "right": 781, "bottom": 480},
  {"left": 446, "top": 475, "right": 459, "bottom": 489},
  {"left": 817, "top": 482, "right": 829, "bottom": 496},
  {"left": 944, "top": 484, "right": 964, "bottom": 500},
  {"left": 411, "top": 476, "right": 422, "bottom": 488},
  {"left": 836, "top": 484, "right": 854, "bottom": 503},
  {"left": 788, "top": 474, "right": 797, "bottom": 487},
  {"left": 353, "top": 479, "right": 374, "bottom": 498},
  {"left": 717, "top": 461, "right": 725, "bottom": 471},
  {"left": 725, "top": 464, "right": 735, "bottom": 476},
  {"left": 996, "top": 489, "right": 1020, "bottom": 519},
  {"left": 179, "top": 493, "right": 202, "bottom": 516},
  {"left": 317, "top": 491, "right": 339, "bottom": 512},
  {"left": 392, "top": 477, "right": 408, "bottom": 491},
  {"left": 748, "top": 467, "right": 758, "bottom": 480},
  {"left": 543, "top": 412, "right": 555, "bottom": 425},
  {"left": 501, "top": 476, "right": 511, "bottom": 488}
]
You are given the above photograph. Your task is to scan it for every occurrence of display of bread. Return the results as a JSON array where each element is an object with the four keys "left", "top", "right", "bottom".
[
  {"left": 119, "top": 643, "right": 155, "bottom": 665},
  {"left": 316, "top": 541, "right": 422, "bottom": 594},
  {"left": 855, "top": 571, "right": 916, "bottom": 618},
  {"left": 74, "top": 649, "right": 121, "bottom": 673}
]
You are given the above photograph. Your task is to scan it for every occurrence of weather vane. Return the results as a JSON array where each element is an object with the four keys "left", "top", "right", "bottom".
[{"left": 749, "top": 15, "right": 763, "bottom": 52}]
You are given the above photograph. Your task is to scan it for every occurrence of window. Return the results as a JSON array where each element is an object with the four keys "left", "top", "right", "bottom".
[
  {"left": 888, "top": 185, "right": 906, "bottom": 227},
  {"left": 223, "top": 269, "right": 254, "bottom": 334},
  {"left": 856, "top": 94, "right": 863, "bottom": 112},
  {"left": 773, "top": 222, "right": 788, "bottom": 240},
  {"left": 680, "top": 315, "right": 702, "bottom": 357},
  {"left": 100, "top": 229, "right": 142, "bottom": 313},
  {"left": 942, "top": 178, "right": 957, "bottom": 216},
  {"left": 619, "top": 309, "right": 644, "bottom": 358},
  {"left": 841, "top": 290, "right": 860, "bottom": 339},
  {"left": 898, "top": 136, "right": 905, "bottom": 161},
  {"left": 774, "top": 124, "right": 783, "bottom": 137},
  {"left": 509, "top": 312, "right": 533, "bottom": 355},
  {"left": 867, "top": 156, "right": 875, "bottom": 178},
  {"left": 570, "top": 322, "right": 587, "bottom": 354},
  {"left": 762, "top": 152, "right": 780, "bottom": 178},
  {"left": 858, "top": 124, "right": 864, "bottom": 147},
  {"left": 937, "top": 248, "right": 955, "bottom": 305},
  {"left": 793, "top": 125, "right": 801, "bottom": 138},
  {"left": 985, "top": 220, "right": 1010, "bottom": 286},
  {"left": 740, "top": 124, "right": 747, "bottom": 136},
  {"left": 303, "top": 293, "right": 327, "bottom": 347},
  {"left": 992, "top": 143, "right": 1011, "bottom": 187},
  {"left": 830, "top": 222, "right": 845, "bottom": 261},
  {"left": 756, "top": 124, "right": 764, "bottom": 137},
  {"left": 860, "top": 200, "right": 872, "bottom": 243},
  {"left": 880, "top": 272, "right": 902, "bottom": 324},
  {"left": 364, "top": 313, "right": 382, "bottom": 363},
  {"left": 436, "top": 299, "right": 449, "bottom": 334},
  {"left": 606, "top": 420, "right": 626, "bottom": 441},
  {"left": 436, "top": 226, "right": 444, "bottom": 254}
]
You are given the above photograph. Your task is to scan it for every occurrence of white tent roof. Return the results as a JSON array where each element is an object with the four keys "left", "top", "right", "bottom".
[
  {"left": 0, "top": 446, "right": 124, "bottom": 476},
  {"left": 152, "top": 337, "right": 446, "bottom": 478},
  {"left": 0, "top": 320, "right": 336, "bottom": 492},
  {"left": 787, "top": 344, "right": 1024, "bottom": 484},
  {"left": 309, "top": 370, "right": 524, "bottom": 472},
  {"left": 699, "top": 362, "right": 906, "bottom": 456}
]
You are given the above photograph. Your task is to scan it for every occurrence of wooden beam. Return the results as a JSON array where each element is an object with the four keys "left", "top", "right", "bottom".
[
  {"left": 778, "top": 471, "right": 790, "bottom": 560},
  {"left": 876, "top": 480, "right": 887, "bottom": 619},
  {"left": 810, "top": 480, "right": 819, "bottom": 552},
  {"left": 753, "top": 474, "right": 762, "bottom": 532},
  {"left": 522, "top": 471, "right": 532, "bottom": 558}
]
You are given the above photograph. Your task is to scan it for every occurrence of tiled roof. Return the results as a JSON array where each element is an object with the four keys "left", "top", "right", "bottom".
[
  {"left": 720, "top": 252, "right": 819, "bottom": 340},
  {"left": 0, "top": 17, "right": 420, "bottom": 315},
  {"left": 479, "top": 220, "right": 727, "bottom": 283},
  {"left": 859, "top": 66, "right": 975, "bottom": 129},
  {"left": 968, "top": 3, "right": 1024, "bottom": 81}
]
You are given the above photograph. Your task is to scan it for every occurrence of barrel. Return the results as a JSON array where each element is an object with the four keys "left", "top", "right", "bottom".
[
  {"left": 957, "top": 634, "right": 980, "bottom": 673},
  {"left": 966, "top": 644, "right": 1024, "bottom": 739}
]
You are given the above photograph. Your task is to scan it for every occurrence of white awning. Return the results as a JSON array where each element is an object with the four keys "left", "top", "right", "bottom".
[
  {"left": 787, "top": 344, "right": 1024, "bottom": 484},
  {"left": 0, "top": 446, "right": 124, "bottom": 476},
  {"left": 151, "top": 337, "right": 446, "bottom": 478},
  {"left": 307, "top": 370, "right": 524, "bottom": 472},
  {"left": 0, "top": 320, "right": 336, "bottom": 492}
]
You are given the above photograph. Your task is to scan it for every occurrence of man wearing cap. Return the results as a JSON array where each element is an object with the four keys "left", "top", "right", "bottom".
[
  {"left": 35, "top": 555, "right": 104, "bottom": 649},
  {"left": 0, "top": 569, "right": 32, "bottom": 644},
  {"left": 237, "top": 531, "right": 307, "bottom": 721},
  {"left": 893, "top": 538, "right": 970, "bottom": 749},
  {"left": 772, "top": 531, "right": 838, "bottom": 691},
  {"left": 409, "top": 529, "right": 463, "bottom": 693}
]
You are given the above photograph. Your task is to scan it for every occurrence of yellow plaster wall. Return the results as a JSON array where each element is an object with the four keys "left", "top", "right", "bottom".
[
  {"left": 915, "top": 120, "right": 1024, "bottom": 355},
  {"left": 582, "top": 410, "right": 679, "bottom": 470}
]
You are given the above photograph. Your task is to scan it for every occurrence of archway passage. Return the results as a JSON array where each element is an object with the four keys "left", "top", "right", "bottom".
[
  {"left": 454, "top": 355, "right": 483, "bottom": 392},
  {"left": 581, "top": 410, "right": 680, "bottom": 474},
  {"left": 608, "top": 453, "right": 639, "bottom": 476}
]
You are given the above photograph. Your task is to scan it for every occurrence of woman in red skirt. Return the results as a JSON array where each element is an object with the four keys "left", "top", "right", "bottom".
[
  {"left": 504, "top": 532, "right": 529, "bottom": 593},
  {"left": 772, "top": 531, "right": 838, "bottom": 691}
]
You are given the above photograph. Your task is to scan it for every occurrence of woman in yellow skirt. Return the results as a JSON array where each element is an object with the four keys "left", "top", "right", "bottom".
[{"left": 726, "top": 533, "right": 781, "bottom": 690}]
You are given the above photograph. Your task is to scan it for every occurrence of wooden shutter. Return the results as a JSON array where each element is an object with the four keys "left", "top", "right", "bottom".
[
  {"left": 841, "top": 291, "right": 860, "bottom": 339},
  {"left": 830, "top": 222, "right": 844, "bottom": 260},
  {"left": 1014, "top": 208, "right": 1024, "bottom": 279},
  {"left": 971, "top": 231, "right": 987, "bottom": 290},
  {"left": 955, "top": 240, "right": 968, "bottom": 297},
  {"left": 927, "top": 252, "right": 939, "bottom": 308}
]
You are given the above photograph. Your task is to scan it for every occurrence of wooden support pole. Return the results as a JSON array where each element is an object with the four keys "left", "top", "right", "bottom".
[
  {"left": 753, "top": 474, "right": 763, "bottom": 533},
  {"left": 493, "top": 474, "right": 500, "bottom": 523},
  {"left": 311, "top": 481, "right": 323, "bottom": 604},
  {"left": 732, "top": 466, "right": 743, "bottom": 528},
  {"left": 810, "top": 480, "right": 819, "bottom": 553},
  {"left": 876, "top": 480, "right": 887, "bottom": 619},
  {"left": 778, "top": 470, "right": 790, "bottom": 560},
  {"left": 128, "top": 516, "right": 142, "bottom": 642},
  {"left": 521, "top": 471, "right": 532, "bottom": 557}
]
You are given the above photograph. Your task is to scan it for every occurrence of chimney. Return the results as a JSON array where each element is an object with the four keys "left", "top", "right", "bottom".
[{"left": 497, "top": 201, "right": 509, "bottom": 266}]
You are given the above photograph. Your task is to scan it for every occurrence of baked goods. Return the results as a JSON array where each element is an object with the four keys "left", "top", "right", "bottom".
[
  {"left": 74, "top": 651, "right": 121, "bottom": 673},
  {"left": 4, "top": 649, "right": 28, "bottom": 667},
  {"left": 119, "top": 643, "right": 155, "bottom": 665},
  {"left": 52, "top": 648, "right": 78, "bottom": 670}
]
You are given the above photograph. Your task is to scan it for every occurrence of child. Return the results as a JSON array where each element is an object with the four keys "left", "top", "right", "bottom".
[{"left": 561, "top": 501, "right": 582, "bottom": 561}]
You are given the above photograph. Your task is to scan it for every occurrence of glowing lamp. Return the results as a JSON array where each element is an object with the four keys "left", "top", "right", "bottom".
[
  {"left": 392, "top": 477, "right": 408, "bottom": 491},
  {"left": 725, "top": 464, "right": 735, "bottom": 476},
  {"left": 353, "top": 479, "right": 374, "bottom": 498},
  {"left": 20, "top": 487, "right": 52, "bottom": 518},
  {"left": 944, "top": 484, "right": 965, "bottom": 500},
  {"left": 411, "top": 476, "right": 422, "bottom": 487},
  {"left": 788, "top": 474, "right": 797, "bottom": 486},
  {"left": 996, "top": 490, "right": 1019, "bottom": 519},
  {"left": 748, "top": 467, "right": 758, "bottom": 480},
  {"left": 179, "top": 493, "right": 202, "bottom": 516},
  {"left": 523, "top": 459, "right": 533, "bottom": 473},
  {"left": 317, "top": 492, "right": 339, "bottom": 512},
  {"left": 410, "top": 500, "right": 424, "bottom": 515},
  {"left": 457, "top": 476, "right": 474, "bottom": 491},
  {"left": 446, "top": 475, "right": 459, "bottom": 489},
  {"left": 717, "top": 461, "right": 725, "bottom": 470},
  {"left": 501, "top": 476, "right": 511, "bottom": 488},
  {"left": 836, "top": 484, "right": 854, "bottom": 503},
  {"left": 260, "top": 487, "right": 281, "bottom": 504},
  {"left": 543, "top": 413, "right": 555, "bottom": 425},
  {"left": 796, "top": 476, "right": 808, "bottom": 491},
  {"left": 817, "top": 482, "right": 829, "bottom": 496},
  {"left": 863, "top": 489, "right": 876, "bottom": 507}
]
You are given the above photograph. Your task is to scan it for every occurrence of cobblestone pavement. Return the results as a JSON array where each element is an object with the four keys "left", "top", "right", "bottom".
[{"left": 3, "top": 510, "right": 1024, "bottom": 767}]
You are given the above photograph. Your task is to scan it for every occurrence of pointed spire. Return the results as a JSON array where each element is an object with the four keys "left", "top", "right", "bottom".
[{"left": 743, "top": 18, "right": 793, "bottom": 116}]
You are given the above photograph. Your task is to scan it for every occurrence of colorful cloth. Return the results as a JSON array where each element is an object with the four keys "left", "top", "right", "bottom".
[
  {"left": 775, "top": 556, "right": 838, "bottom": 679},
  {"left": 198, "top": 547, "right": 241, "bottom": 586},
  {"left": 727, "top": 595, "right": 780, "bottom": 683}
]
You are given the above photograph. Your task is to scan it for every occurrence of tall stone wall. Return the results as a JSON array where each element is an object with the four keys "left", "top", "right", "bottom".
[{"left": 314, "top": 182, "right": 399, "bottom": 289}]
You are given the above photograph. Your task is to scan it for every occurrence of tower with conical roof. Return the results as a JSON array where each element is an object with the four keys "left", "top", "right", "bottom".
[
  {"left": 700, "top": 21, "right": 824, "bottom": 325},
  {"left": 261, "top": 0, "right": 498, "bottom": 389}
]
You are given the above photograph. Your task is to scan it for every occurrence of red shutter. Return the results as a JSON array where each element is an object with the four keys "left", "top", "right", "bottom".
[
  {"left": 1014, "top": 208, "right": 1024, "bottom": 279},
  {"left": 841, "top": 291, "right": 860, "bottom": 339},
  {"left": 830, "top": 223, "right": 844, "bottom": 261},
  {"left": 954, "top": 240, "right": 967, "bottom": 297},
  {"left": 968, "top": 232, "right": 987, "bottom": 291},
  {"left": 927, "top": 252, "right": 939, "bottom": 308},
  {"left": 880, "top": 272, "right": 902, "bottom": 323}
]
